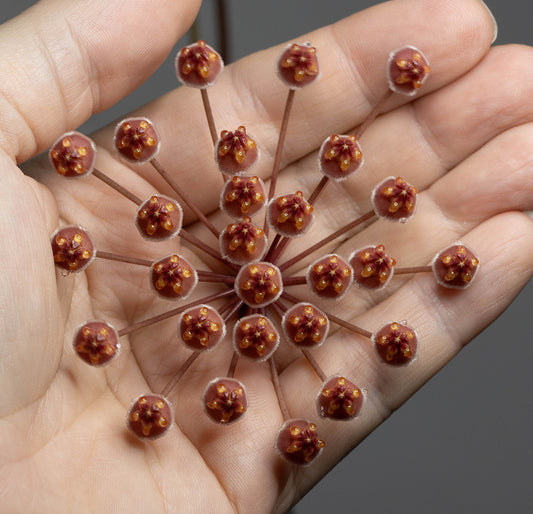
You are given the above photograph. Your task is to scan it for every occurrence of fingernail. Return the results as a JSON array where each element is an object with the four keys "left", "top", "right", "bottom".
[{"left": 478, "top": 0, "right": 498, "bottom": 44}]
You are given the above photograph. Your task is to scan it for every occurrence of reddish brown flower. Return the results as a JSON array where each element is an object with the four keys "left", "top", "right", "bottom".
[
  {"left": 219, "top": 217, "right": 267, "bottom": 264},
  {"left": 114, "top": 118, "right": 159, "bottom": 163},
  {"left": 235, "top": 262, "right": 282, "bottom": 307},
  {"left": 128, "top": 395, "right": 173, "bottom": 439},
  {"left": 319, "top": 134, "right": 363, "bottom": 180},
  {"left": 51, "top": 226, "right": 95, "bottom": 273},
  {"left": 388, "top": 46, "right": 430, "bottom": 95},
  {"left": 216, "top": 126, "right": 259, "bottom": 175},
  {"left": 221, "top": 175, "right": 266, "bottom": 218},
  {"left": 275, "top": 419, "right": 325, "bottom": 465},
  {"left": 432, "top": 244, "right": 480, "bottom": 289},
  {"left": 372, "top": 176, "right": 418, "bottom": 222},
  {"left": 150, "top": 254, "right": 197, "bottom": 300},
  {"left": 307, "top": 254, "right": 353, "bottom": 299},
  {"left": 233, "top": 314, "right": 279, "bottom": 360},
  {"left": 73, "top": 321, "right": 120, "bottom": 366},
  {"left": 175, "top": 40, "right": 223, "bottom": 88},
  {"left": 282, "top": 303, "right": 329, "bottom": 347},
  {"left": 373, "top": 322, "right": 418, "bottom": 366},
  {"left": 203, "top": 378, "right": 248, "bottom": 424},
  {"left": 49, "top": 132, "right": 96, "bottom": 177},
  {"left": 350, "top": 244, "right": 396, "bottom": 290},
  {"left": 179, "top": 305, "right": 225, "bottom": 350},
  {"left": 278, "top": 43, "right": 319, "bottom": 88},
  {"left": 268, "top": 191, "right": 314, "bottom": 237},
  {"left": 317, "top": 376, "right": 363, "bottom": 420},
  {"left": 136, "top": 195, "right": 182, "bottom": 240}
]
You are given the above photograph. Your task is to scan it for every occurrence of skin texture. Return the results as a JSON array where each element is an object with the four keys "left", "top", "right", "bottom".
[{"left": 0, "top": 0, "right": 532, "bottom": 512}]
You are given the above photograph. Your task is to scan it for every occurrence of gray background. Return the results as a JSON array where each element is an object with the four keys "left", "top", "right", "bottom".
[{"left": 2, "top": 1, "right": 531, "bottom": 513}]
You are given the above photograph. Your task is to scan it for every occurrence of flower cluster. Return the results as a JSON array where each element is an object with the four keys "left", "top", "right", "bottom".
[{"left": 49, "top": 38, "right": 479, "bottom": 465}]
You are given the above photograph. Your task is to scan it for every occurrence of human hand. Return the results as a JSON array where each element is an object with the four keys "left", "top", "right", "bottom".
[{"left": 1, "top": 1, "right": 531, "bottom": 513}]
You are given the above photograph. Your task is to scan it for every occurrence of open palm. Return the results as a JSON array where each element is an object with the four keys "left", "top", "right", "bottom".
[{"left": 1, "top": 0, "right": 532, "bottom": 512}]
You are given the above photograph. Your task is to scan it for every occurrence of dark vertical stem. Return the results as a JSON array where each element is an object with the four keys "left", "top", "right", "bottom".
[
  {"left": 201, "top": 88, "right": 218, "bottom": 145},
  {"left": 215, "top": 0, "right": 230, "bottom": 62},
  {"left": 265, "top": 89, "right": 296, "bottom": 234},
  {"left": 189, "top": 19, "right": 200, "bottom": 44}
]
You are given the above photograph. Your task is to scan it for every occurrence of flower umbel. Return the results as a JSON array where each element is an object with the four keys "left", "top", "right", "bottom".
[{"left": 49, "top": 38, "right": 479, "bottom": 467}]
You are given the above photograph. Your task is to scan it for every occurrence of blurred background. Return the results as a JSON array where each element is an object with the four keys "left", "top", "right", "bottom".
[{"left": 2, "top": 1, "right": 531, "bottom": 512}]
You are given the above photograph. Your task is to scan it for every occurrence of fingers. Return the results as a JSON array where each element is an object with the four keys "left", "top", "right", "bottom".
[
  {"left": 334, "top": 121, "right": 533, "bottom": 273},
  {"left": 92, "top": 0, "right": 496, "bottom": 215},
  {"left": 0, "top": 0, "right": 201, "bottom": 162},
  {"left": 0, "top": 152, "right": 62, "bottom": 415},
  {"left": 249, "top": 45, "right": 533, "bottom": 279},
  {"left": 331, "top": 120, "right": 533, "bottom": 264},
  {"left": 274, "top": 120, "right": 533, "bottom": 330},
  {"left": 254, "top": 44, "right": 533, "bottom": 215},
  {"left": 358, "top": 212, "right": 533, "bottom": 410},
  {"left": 341, "top": 44, "right": 533, "bottom": 203},
  {"left": 279, "top": 212, "right": 533, "bottom": 482}
]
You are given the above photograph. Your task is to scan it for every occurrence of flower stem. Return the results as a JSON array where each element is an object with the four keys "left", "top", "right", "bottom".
[
  {"left": 215, "top": 0, "right": 230, "bottom": 62},
  {"left": 394, "top": 265, "right": 432, "bottom": 275},
  {"left": 150, "top": 158, "right": 219, "bottom": 238},
  {"left": 179, "top": 229, "right": 239, "bottom": 271},
  {"left": 118, "top": 289, "right": 235, "bottom": 337},
  {"left": 281, "top": 291, "right": 372, "bottom": 338},
  {"left": 197, "top": 270, "right": 236, "bottom": 284},
  {"left": 264, "top": 233, "right": 282, "bottom": 262},
  {"left": 307, "top": 175, "right": 329, "bottom": 206},
  {"left": 268, "top": 236, "right": 293, "bottom": 264},
  {"left": 161, "top": 351, "right": 201, "bottom": 397},
  {"left": 278, "top": 210, "right": 376, "bottom": 272},
  {"left": 269, "top": 355, "right": 290, "bottom": 420},
  {"left": 303, "top": 90, "right": 393, "bottom": 208},
  {"left": 201, "top": 88, "right": 218, "bottom": 145},
  {"left": 355, "top": 90, "right": 393, "bottom": 139},
  {"left": 92, "top": 168, "right": 142, "bottom": 206},
  {"left": 222, "top": 299, "right": 243, "bottom": 322},
  {"left": 270, "top": 299, "right": 328, "bottom": 383},
  {"left": 265, "top": 88, "right": 296, "bottom": 235},
  {"left": 95, "top": 250, "right": 152, "bottom": 267},
  {"left": 301, "top": 348, "right": 327, "bottom": 382},
  {"left": 227, "top": 352, "right": 239, "bottom": 378},
  {"left": 281, "top": 276, "right": 307, "bottom": 287},
  {"left": 323, "top": 311, "right": 372, "bottom": 338}
]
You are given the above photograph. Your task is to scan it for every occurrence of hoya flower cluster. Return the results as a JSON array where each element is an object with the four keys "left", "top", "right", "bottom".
[{"left": 49, "top": 40, "right": 478, "bottom": 464}]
